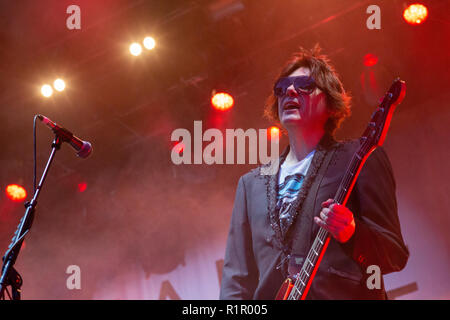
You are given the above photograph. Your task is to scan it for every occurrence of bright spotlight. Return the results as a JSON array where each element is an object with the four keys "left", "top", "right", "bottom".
[
  {"left": 403, "top": 4, "right": 428, "bottom": 25},
  {"left": 53, "top": 78, "right": 66, "bottom": 92},
  {"left": 363, "top": 53, "right": 378, "bottom": 67},
  {"left": 143, "top": 36, "right": 156, "bottom": 50},
  {"left": 41, "top": 84, "right": 53, "bottom": 97},
  {"left": 129, "top": 42, "right": 143, "bottom": 56},
  {"left": 211, "top": 92, "right": 234, "bottom": 111},
  {"left": 269, "top": 126, "right": 280, "bottom": 139},
  {"left": 6, "top": 184, "right": 27, "bottom": 201}
]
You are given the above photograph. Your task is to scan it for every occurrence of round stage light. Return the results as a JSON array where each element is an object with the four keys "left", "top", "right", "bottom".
[
  {"left": 78, "top": 182, "right": 87, "bottom": 193},
  {"left": 363, "top": 53, "right": 378, "bottom": 67},
  {"left": 403, "top": 4, "right": 428, "bottom": 25},
  {"left": 53, "top": 78, "right": 66, "bottom": 92},
  {"left": 143, "top": 36, "right": 156, "bottom": 50},
  {"left": 41, "top": 84, "right": 53, "bottom": 97},
  {"left": 129, "top": 42, "right": 143, "bottom": 56},
  {"left": 211, "top": 92, "right": 234, "bottom": 111},
  {"left": 5, "top": 184, "right": 27, "bottom": 201}
]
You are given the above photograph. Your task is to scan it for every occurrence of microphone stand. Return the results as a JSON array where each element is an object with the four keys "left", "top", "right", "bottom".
[{"left": 0, "top": 136, "right": 63, "bottom": 300}]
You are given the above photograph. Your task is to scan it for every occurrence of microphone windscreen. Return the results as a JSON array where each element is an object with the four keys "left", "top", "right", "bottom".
[{"left": 77, "top": 141, "right": 92, "bottom": 159}]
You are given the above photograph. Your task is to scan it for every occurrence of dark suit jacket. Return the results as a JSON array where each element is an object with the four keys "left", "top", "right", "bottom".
[{"left": 220, "top": 138, "right": 409, "bottom": 300}]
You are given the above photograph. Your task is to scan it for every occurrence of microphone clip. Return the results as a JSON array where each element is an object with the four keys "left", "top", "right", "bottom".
[{"left": 52, "top": 127, "right": 74, "bottom": 146}]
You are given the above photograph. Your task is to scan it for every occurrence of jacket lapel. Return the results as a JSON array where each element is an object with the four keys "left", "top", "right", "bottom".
[{"left": 262, "top": 146, "right": 289, "bottom": 252}]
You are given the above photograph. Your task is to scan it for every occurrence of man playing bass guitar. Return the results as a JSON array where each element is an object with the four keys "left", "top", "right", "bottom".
[{"left": 220, "top": 45, "right": 409, "bottom": 300}]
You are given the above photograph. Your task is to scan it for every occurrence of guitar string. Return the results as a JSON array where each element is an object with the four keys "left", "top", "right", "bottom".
[
  {"left": 289, "top": 228, "right": 328, "bottom": 299},
  {"left": 291, "top": 227, "right": 330, "bottom": 299},
  {"left": 289, "top": 233, "right": 325, "bottom": 299}
]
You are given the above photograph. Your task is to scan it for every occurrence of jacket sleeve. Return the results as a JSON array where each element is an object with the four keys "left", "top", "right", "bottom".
[
  {"left": 342, "top": 146, "right": 409, "bottom": 274},
  {"left": 219, "top": 176, "right": 259, "bottom": 299}
]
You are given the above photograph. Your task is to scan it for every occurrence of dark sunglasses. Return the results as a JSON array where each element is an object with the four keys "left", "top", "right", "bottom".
[{"left": 273, "top": 76, "right": 317, "bottom": 97}]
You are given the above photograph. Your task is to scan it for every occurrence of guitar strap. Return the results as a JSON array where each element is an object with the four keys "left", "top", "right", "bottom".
[{"left": 286, "top": 141, "right": 340, "bottom": 275}]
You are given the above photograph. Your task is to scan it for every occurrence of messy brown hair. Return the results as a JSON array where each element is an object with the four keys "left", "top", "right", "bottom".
[{"left": 264, "top": 44, "right": 351, "bottom": 136}]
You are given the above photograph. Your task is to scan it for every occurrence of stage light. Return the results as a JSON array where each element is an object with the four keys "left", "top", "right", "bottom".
[
  {"left": 403, "top": 4, "right": 428, "bottom": 25},
  {"left": 269, "top": 126, "right": 280, "bottom": 139},
  {"left": 129, "top": 42, "right": 143, "bottom": 56},
  {"left": 77, "top": 182, "right": 87, "bottom": 193},
  {"left": 143, "top": 36, "right": 156, "bottom": 50},
  {"left": 363, "top": 53, "right": 378, "bottom": 67},
  {"left": 41, "top": 84, "right": 53, "bottom": 97},
  {"left": 211, "top": 92, "right": 234, "bottom": 111},
  {"left": 53, "top": 78, "right": 66, "bottom": 92},
  {"left": 5, "top": 184, "right": 27, "bottom": 201}
]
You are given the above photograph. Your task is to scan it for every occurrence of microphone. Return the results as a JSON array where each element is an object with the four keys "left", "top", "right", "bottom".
[{"left": 37, "top": 115, "right": 93, "bottom": 159}]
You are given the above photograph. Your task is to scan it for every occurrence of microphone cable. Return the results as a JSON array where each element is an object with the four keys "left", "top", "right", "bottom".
[{"left": 33, "top": 115, "right": 39, "bottom": 193}]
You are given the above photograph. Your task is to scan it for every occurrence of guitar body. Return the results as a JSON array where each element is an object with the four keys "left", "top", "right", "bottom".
[
  {"left": 276, "top": 78, "right": 406, "bottom": 300},
  {"left": 275, "top": 278, "right": 294, "bottom": 300}
]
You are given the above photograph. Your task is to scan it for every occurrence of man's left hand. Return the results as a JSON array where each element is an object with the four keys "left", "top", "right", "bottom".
[{"left": 314, "top": 198, "right": 356, "bottom": 243}]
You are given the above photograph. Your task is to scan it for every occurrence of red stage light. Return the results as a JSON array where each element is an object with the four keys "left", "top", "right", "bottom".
[
  {"left": 363, "top": 53, "right": 378, "bottom": 67},
  {"left": 211, "top": 92, "right": 234, "bottom": 111},
  {"left": 78, "top": 182, "right": 87, "bottom": 193},
  {"left": 403, "top": 4, "right": 428, "bottom": 25},
  {"left": 5, "top": 184, "right": 27, "bottom": 201}
]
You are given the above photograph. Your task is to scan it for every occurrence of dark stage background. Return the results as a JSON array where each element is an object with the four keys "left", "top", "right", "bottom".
[{"left": 0, "top": 0, "right": 448, "bottom": 299}]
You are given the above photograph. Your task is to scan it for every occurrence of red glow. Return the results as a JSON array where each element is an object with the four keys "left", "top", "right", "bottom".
[
  {"left": 403, "top": 4, "right": 428, "bottom": 25},
  {"left": 363, "top": 53, "right": 378, "bottom": 67},
  {"left": 5, "top": 184, "right": 27, "bottom": 201},
  {"left": 269, "top": 126, "right": 280, "bottom": 139},
  {"left": 211, "top": 92, "right": 234, "bottom": 111},
  {"left": 174, "top": 142, "right": 184, "bottom": 154},
  {"left": 78, "top": 182, "right": 87, "bottom": 193},
  {"left": 283, "top": 281, "right": 294, "bottom": 300}
]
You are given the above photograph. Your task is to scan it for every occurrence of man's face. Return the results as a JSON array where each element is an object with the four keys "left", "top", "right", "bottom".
[{"left": 277, "top": 67, "right": 329, "bottom": 132}]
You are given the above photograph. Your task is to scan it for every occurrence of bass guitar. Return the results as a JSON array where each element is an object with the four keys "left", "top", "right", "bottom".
[{"left": 275, "top": 78, "right": 406, "bottom": 300}]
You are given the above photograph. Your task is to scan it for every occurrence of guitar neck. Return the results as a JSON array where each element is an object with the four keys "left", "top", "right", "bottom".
[
  {"left": 287, "top": 142, "right": 373, "bottom": 300},
  {"left": 335, "top": 144, "right": 373, "bottom": 205}
]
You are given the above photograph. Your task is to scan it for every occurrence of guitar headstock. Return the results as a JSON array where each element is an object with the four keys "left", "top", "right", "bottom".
[{"left": 360, "top": 78, "right": 406, "bottom": 153}]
